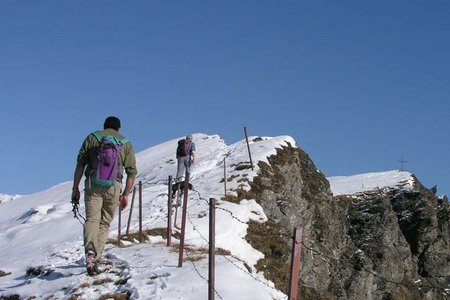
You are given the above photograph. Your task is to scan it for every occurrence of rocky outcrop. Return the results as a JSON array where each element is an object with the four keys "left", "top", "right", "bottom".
[{"left": 244, "top": 142, "right": 450, "bottom": 300}]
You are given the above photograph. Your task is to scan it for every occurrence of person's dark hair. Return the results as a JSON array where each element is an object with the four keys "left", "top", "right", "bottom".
[{"left": 103, "top": 116, "right": 121, "bottom": 131}]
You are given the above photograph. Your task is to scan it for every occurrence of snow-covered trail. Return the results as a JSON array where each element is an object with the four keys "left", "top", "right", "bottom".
[{"left": 0, "top": 133, "right": 293, "bottom": 299}]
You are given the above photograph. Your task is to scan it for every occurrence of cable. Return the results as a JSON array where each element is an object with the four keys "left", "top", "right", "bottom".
[{"left": 183, "top": 247, "right": 225, "bottom": 300}]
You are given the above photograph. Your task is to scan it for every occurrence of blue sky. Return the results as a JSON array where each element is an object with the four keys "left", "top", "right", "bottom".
[{"left": 1, "top": 1, "right": 449, "bottom": 196}]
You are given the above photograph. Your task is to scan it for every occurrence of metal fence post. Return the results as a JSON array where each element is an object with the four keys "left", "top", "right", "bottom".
[
  {"left": 288, "top": 228, "right": 303, "bottom": 300},
  {"left": 208, "top": 198, "right": 216, "bottom": 300},
  {"left": 223, "top": 158, "right": 227, "bottom": 196},
  {"left": 139, "top": 180, "right": 143, "bottom": 243},
  {"left": 178, "top": 170, "right": 190, "bottom": 267},
  {"left": 117, "top": 206, "right": 122, "bottom": 247},
  {"left": 244, "top": 126, "right": 254, "bottom": 170},
  {"left": 167, "top": 176, "right": 173, "bottom": 247},
  {"left": 126, "top": 186, "right": 136, "bottom": 236}
]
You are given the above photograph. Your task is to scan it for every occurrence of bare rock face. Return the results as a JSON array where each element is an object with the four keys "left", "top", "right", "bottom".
[{"left": 245, "top": 142, "right": 450, "bottom": 300}]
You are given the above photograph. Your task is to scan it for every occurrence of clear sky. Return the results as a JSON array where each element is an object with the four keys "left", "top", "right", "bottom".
[{"left": 1, "top": 1, "right": 449, "bottom": 196}]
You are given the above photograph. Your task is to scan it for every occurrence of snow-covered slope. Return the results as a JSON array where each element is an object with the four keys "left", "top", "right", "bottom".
[
  {"left": 0, "top": 133, "right": 293, "bottom": 300},
  {"left": 327, "top": 170, "right": 415, "bottom": 196},
  {"left": 0, "top": 133, "right": 419, "bottom": 299}
]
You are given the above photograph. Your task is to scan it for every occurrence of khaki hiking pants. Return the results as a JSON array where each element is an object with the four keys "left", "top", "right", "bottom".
[{"left": 83, "top": 181, "right": 121, "bottom": 258}]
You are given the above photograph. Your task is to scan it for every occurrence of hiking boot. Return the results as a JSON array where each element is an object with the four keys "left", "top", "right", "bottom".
[{"left": 86, "top": 250, "right": 99, "bottom": 276}]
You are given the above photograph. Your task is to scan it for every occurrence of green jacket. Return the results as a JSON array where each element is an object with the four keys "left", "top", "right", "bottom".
[{"left": 77, "top": 128, "right": 137, "bottom": 181}]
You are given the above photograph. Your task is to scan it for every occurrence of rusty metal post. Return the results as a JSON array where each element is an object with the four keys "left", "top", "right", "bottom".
[
  {"left": 178, "top": 170, "right": 190, "bottom": 267},
  {"left": 174, "top": 201, "right": 179, "bottom": 229},
  {"left": 208, "top": 198, "right": 216, "bottom": 300},
  {"left": 223, "top": 158, "right": 227, "bottom": 196},
  {"left": 117, "top": 206, "right": 122, "bottom": 247},
  {"left": 126, "top": 186, "right": 136, "bottom": 236},
  {"left": 288, "top": 228, "right": 303, "bottom": 300},
  {"left": 167, "top": 176, "right": 173, "bottom": 247},
  {"left": 139, "top": 180, "right": 143, "bottom": 243},
  {"left": 244, "top": 126, "right": 254, "bottom": 170}
]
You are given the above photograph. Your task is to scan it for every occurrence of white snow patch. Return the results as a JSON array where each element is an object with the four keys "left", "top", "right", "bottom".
[{"left": 328, "top": 170, "right": 415, "bottom": 196}]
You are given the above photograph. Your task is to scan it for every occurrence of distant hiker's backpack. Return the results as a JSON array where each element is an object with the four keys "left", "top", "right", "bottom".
[
  {"left": 90, "top": 131, "right": 129, "bottom": 187},
  {"left": 176, "top": 139, "right": 192, "bottom": 158}
]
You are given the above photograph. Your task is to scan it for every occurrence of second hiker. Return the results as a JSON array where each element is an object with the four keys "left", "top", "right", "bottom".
[{"left": 175, "top": 134, "right": 196, "bottom": 184}]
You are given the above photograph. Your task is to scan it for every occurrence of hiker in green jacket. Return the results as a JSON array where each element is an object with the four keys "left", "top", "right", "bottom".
[{"left": 71, "top": 116, "right": 137, "bottom": 275}]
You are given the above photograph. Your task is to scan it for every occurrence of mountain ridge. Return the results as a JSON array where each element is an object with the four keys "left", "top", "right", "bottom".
[{"left": 1, "top": 133, "right": 448, "bottom": 299}]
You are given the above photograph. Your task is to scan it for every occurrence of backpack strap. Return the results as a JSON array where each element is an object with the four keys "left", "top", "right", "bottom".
[
  {"left": 91, "top": 131, "right": 129, "bottom": 145},
  {"left": 92, "top": 131, "right": 103, "bottom": 142},
  {"left": 110, "top": 136, "right": 129, "bottom": 145},
  {"left": 120, "top": 138, "right": 130, "bottom": 144}
]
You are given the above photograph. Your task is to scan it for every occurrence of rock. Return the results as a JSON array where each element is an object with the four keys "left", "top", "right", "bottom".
[{"left": 245, "top": 142, "right": 450, "bottom": 300}]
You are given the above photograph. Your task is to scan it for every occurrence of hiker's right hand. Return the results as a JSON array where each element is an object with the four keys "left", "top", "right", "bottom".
[{"left": 119, "top": 194, "right": 128, "bottom": 210}]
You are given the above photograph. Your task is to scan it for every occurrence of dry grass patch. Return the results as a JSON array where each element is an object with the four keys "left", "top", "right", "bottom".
[
  {"left": 79, "top": 282, "right": 91, "bottom": 289},
  {"left": 216, "top": 248, "right": 232, "bottom": 255},
  {"left": 219, "top": 174, "right": 239, "bottom": 183},
  {"left": 233, "top": 162, "right": 253, "bottom": 171},
  {"left": 108, "top": 230, "right": 151, "bottom": 247},
  {"left": 147, "top": 227, "right": 168, "bottom": 239},
  {"left": 115, "top": 278, "right": 128, "bottom": 285},
  {"left": 245, "top": 219, "right": 291, "bottom": 294},
  {"left": 335, "top": 195, "right": 355, "bottom": 202},
  {"left": 148, "top": 227, "right": 181, "bottom": 240},
  {"left": 98, "top": 292, "right": 131, "bottom": 300},
  {"left": 0, "top": 295, "right": 21, "bottom": 300},
  {"left": 237, "top": 177, "right": 249, "bottom": 183},
  {"left": 221, "top": 194, "right": 240, "bottom": 204},
  {"left": 184, "top": 254, "right": 205, "bottom": 262},
  {"left": 93, "top": 277, "right": 114, "bottom": 286}
]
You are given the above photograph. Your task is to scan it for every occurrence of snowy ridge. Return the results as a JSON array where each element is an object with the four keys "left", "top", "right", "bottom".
[
  {"left": 0, "top": 193, "right": 22, "bottom": 204},
  {"left": 327, "top": 170, "right": 415, "bottom": 196},
  {"left": 0, "top": 133, "right": 293, "bottom": 300},
  {"left": 0, "top": 134, "right": 418, "bottom": 299}
]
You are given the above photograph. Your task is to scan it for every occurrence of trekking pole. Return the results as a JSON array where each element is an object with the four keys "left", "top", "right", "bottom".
[
  {"left": 244, "top": 126, "right": 254, "bottom": 170},
  {"left": 126, "top": 186, "right": 136, "bottom": 236}
]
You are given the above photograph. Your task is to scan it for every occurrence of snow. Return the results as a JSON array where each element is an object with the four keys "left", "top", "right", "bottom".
[
  {"left": 0, "top": 193, "right": 22, "bottom": 204},
  {"left": 0, "top": 133, "right": 417, "bottom": 299},
  {"left": 0, "top": 133, "right": 291, "bottom": 299},
  {"left": 327, "top": 170, "right": 415, "bottom": 196}
]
